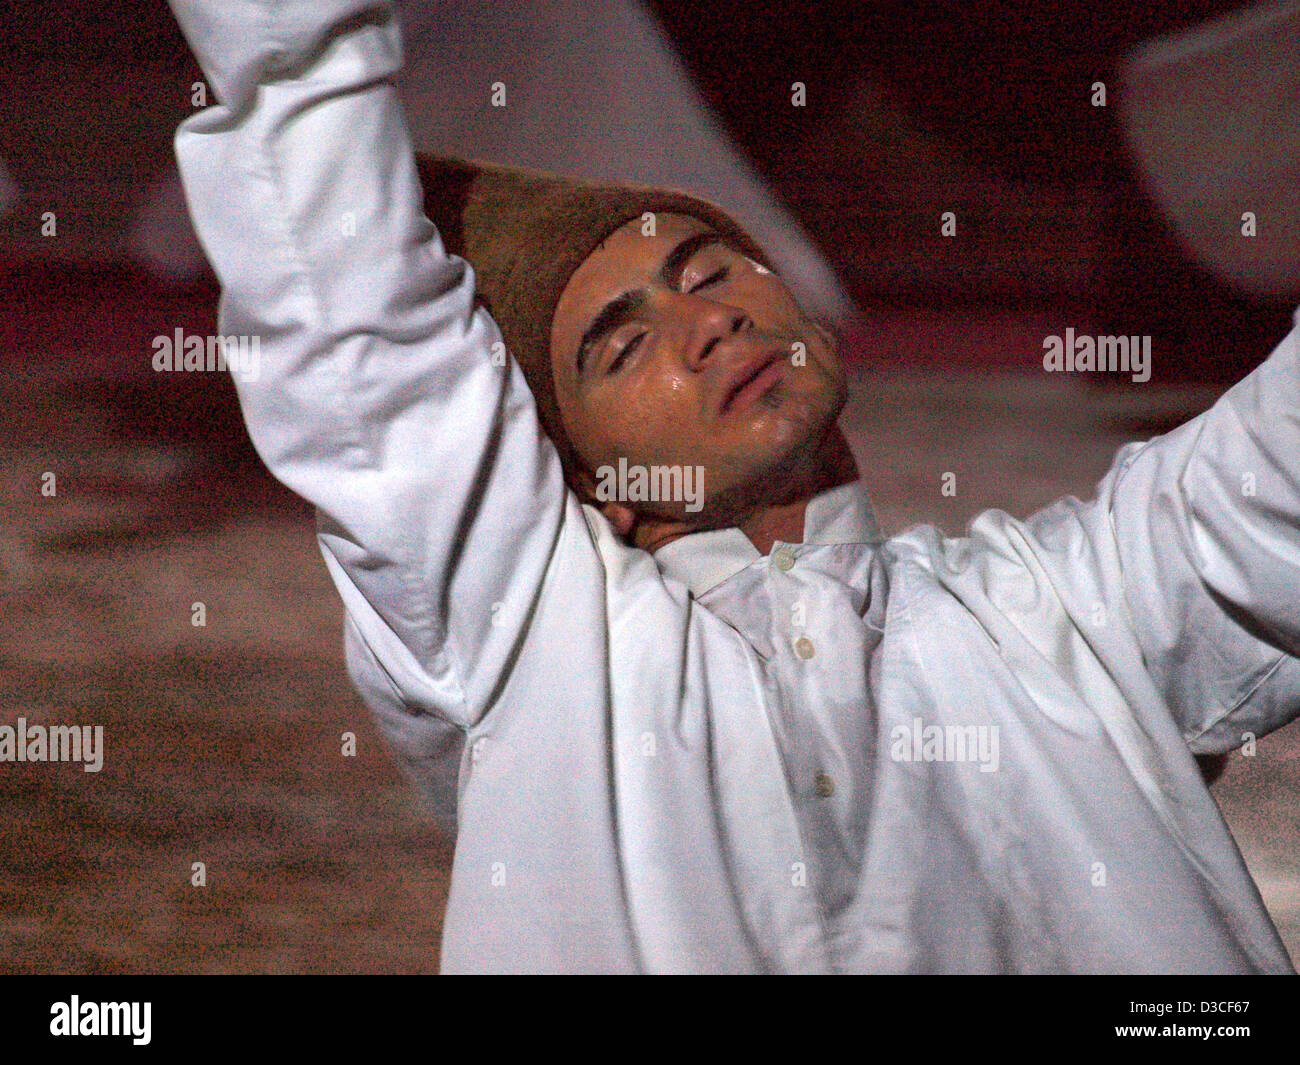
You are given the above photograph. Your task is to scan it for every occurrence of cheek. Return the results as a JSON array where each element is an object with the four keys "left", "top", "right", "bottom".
[
  {"left": 751, "top": 282, "right": 838, "bottom": 372},
  {"left": 767, "top": 287, "right": 813, "bottom": 333},
  {"left": 730, "top": 276, "right": 804, "bottom": 338},
  {"left": 579, "top": 373, "right": 701, "bottom": 461}
]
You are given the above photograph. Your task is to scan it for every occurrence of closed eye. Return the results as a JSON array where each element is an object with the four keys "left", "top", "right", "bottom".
[
  {"left": 606, "top": 331, "right": 646, "bottom": 374},
  {"left": 688, "top": 267, "right": 728, "bottom": 293}
]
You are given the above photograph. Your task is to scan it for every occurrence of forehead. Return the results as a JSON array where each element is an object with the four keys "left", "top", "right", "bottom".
[{"left": 550, "top": 211, "right": 713, "bottom": 370}]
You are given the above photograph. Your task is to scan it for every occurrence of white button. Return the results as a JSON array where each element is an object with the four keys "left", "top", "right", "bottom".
[
  {"left": 794, "top": 636, "right": 815, "bottom": 659},
  {"left": 773, "top": 548, "right": 795, "bottom": 572},
  {"left": 471, "top": 738, "right": 487, "bottom": 762}
]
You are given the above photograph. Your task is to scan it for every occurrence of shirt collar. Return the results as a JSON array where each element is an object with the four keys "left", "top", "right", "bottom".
[{"left": 652, "top": 479, "right": 881, "bottom": 597}]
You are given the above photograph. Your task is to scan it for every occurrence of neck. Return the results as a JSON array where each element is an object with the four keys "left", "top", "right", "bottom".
[{"left": 631, "top": 426, "right": 859, "bottom": 556}]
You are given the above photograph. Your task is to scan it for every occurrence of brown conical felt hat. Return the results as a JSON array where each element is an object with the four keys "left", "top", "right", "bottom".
[{"left": 413, "top": 153, "right": 771, "bottom": 483}]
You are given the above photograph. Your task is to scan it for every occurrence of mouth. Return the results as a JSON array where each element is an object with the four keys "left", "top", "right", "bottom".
[{"left": 720, "top": 351, "right": 787, "bottom": 415}]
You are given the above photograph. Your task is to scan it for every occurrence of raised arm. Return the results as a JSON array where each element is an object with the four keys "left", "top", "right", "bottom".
[
  {"left": 168, "top": 0, "right": 571, "bottom": 739},
  {"left": 1104, "top": 314, "right": 1300, "bottom": 750},
  {"left": 952, "top": 312, "right": 1300, "bottom": 754}
]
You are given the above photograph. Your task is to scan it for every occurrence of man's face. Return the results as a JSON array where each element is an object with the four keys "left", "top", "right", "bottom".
[{"left": 550, "top": 212, "right": 846, "bottom": 527}]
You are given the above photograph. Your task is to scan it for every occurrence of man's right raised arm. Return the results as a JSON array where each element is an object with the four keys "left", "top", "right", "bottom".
[{"left": 169, "top": 0, "right": 572, "bottom": 730}]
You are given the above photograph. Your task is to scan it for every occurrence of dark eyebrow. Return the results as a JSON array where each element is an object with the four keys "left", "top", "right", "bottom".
[
  {"left": 575, "top": 231, "right": 725, "bottom": 378},
  {"left": 657, "top": 230, "right": 724, "bottom": 289},
  {"left": 576, "top": 289, "right": 645, "bottom": 378}
]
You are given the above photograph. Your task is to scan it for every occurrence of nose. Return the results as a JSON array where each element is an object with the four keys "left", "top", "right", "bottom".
[{"left": 659, "top": 290, "right": 752, "bottom": 372}]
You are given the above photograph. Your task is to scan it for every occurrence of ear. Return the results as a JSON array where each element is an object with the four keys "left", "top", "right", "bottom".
[
  {"left": 566, "top": 463, "right": 638, "bottom": 537},
  {"left": 597, "top": 500, "right": 637, "bottom": 537}
]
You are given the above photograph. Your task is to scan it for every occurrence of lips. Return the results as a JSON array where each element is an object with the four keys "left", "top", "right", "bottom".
[{"left": 720, "top": 350, "right": 786, "bottom": 414}]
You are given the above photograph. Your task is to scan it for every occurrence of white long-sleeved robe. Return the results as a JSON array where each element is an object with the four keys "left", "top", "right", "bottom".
[{"left": 167, "top": 0, "right": 1300, "bottom": 973}]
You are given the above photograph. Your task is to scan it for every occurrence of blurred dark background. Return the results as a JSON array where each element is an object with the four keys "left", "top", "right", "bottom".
[{"left": 3, "top": 0, "right": 1297, "bottom": 378}]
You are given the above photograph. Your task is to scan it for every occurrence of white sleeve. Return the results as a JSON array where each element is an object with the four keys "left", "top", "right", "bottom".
[
  {"left": 168, "top": 0, "right": 573, "bottom": 734},
  {"left": 965, "top": 311, "right": 1300, "bottom": 753},
  {"left": 1104, "top": 311, "right": 1300, "bottom": 749}
]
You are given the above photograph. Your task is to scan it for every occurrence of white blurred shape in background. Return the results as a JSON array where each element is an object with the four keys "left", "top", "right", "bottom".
[
  {"left": 1120, "top": 0, "right": 1300, "bottom": 299},
  {"left": 133, "top": 0, "right": 852, "bottom": 323}
]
